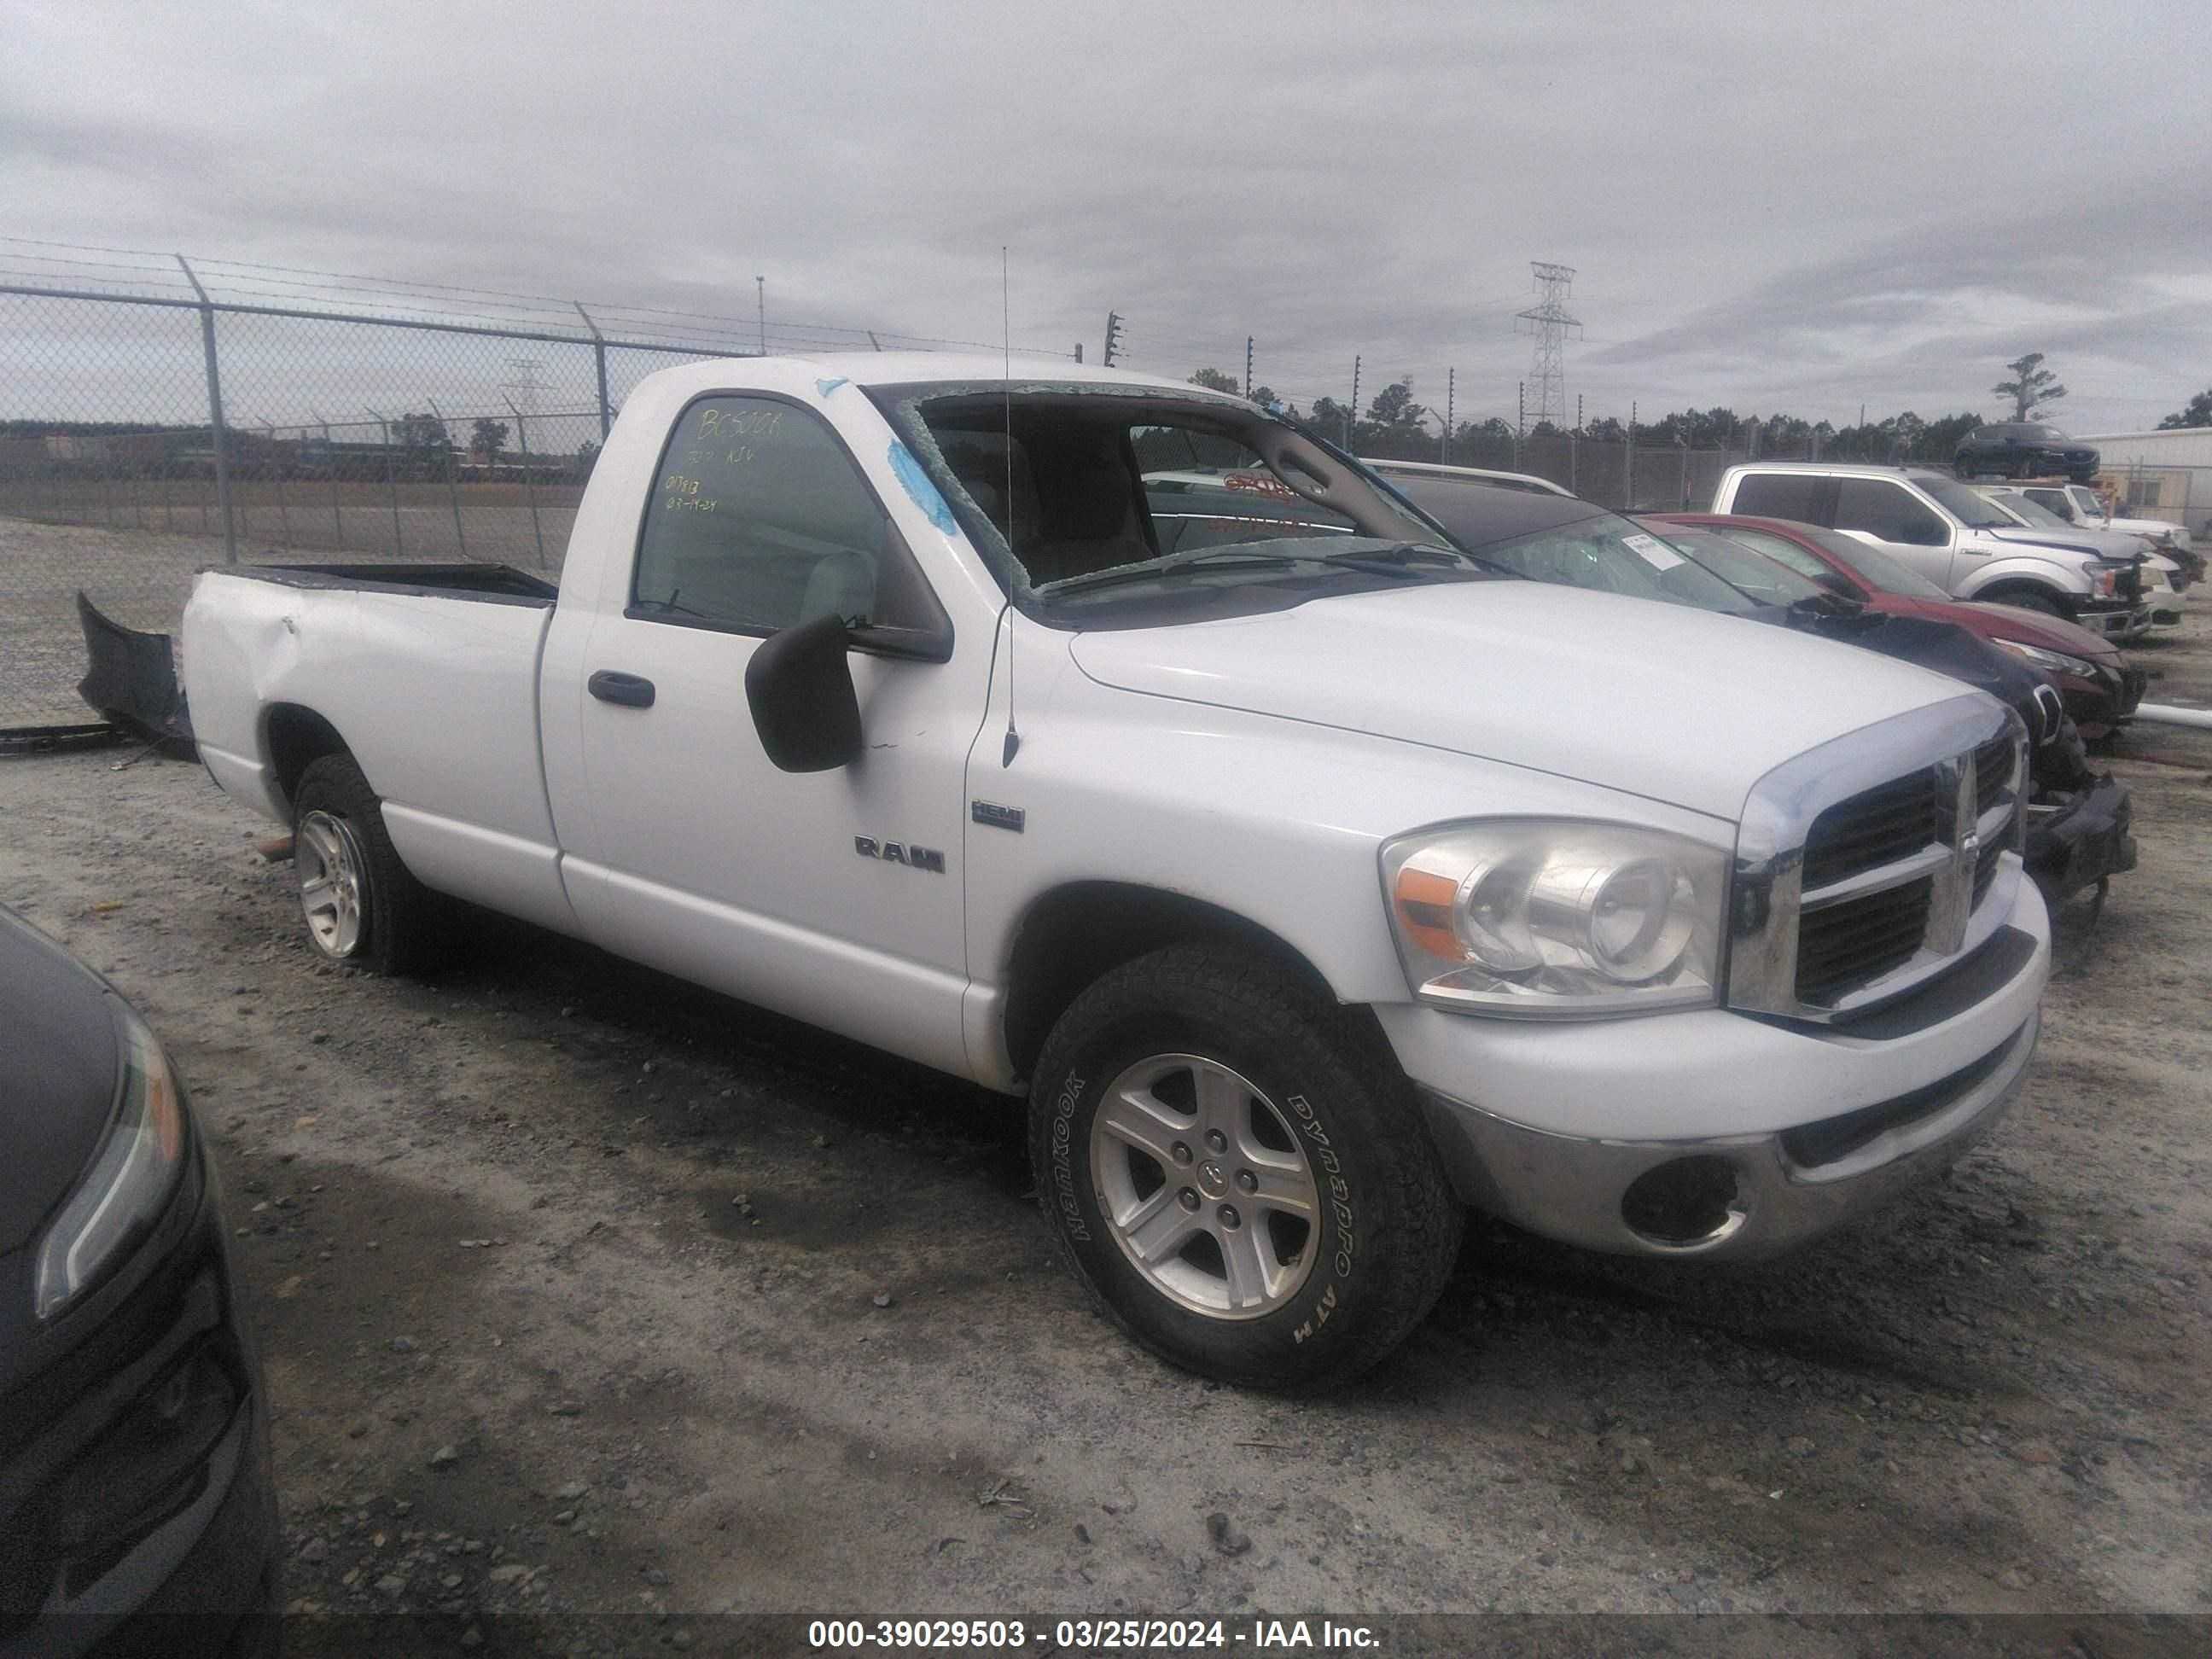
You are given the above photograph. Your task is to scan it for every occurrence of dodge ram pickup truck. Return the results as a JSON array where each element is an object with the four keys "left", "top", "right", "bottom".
[{"left": 182, "top": 356, "right": 2051, "bottom": 1389}]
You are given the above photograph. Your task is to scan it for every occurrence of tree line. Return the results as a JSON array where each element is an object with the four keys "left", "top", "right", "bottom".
[
  {"left": 1186, "top": 368, "right": 1988, "bottom": 465},
  {"left": 1186, "top": 347, "right": 2212, "bottom": 463}
]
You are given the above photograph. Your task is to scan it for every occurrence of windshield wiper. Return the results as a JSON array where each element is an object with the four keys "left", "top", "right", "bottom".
[
  {"left": 1039, "top": 538, "right": 1505, "bottom": 600},
  {"left": 1039, "top": 547, "right": 1308, "bottom": 597},
  {"left": 1316, "top": 541, "right": 1507, "bottom": 578}
]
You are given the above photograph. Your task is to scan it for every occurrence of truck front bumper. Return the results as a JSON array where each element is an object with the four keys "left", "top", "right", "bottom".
[{"left": 1377, "top": 870, "right": 2049, "bottom": 1260}]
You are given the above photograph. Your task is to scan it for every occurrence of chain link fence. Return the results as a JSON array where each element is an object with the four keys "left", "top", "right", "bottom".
[
  {"left": 0, "top": 259, "right": 1886, "bottom": 734},
  {"left": 1, "top": 263, "right": 1090, "bottom": 731}
]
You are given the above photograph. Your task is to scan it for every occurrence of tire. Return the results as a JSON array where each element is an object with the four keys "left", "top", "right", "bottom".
[
  {"left": 1955, "top": 456, "right": 1980, "bottom": 480},
  {"left": 1027, "top": 943, "right": 1462, "bottom": 1391},
  {"left": 1983, "top": 586, "right": 2066, "bottom": 618},
  {"left": 290, "top": 753, "right": 440, "bottom": 975}
]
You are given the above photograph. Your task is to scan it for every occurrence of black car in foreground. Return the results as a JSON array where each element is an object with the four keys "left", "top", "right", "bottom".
[
  {"left": 0, "top": 905, "right": 278, "bottom": 1656},
  {"left": 1955, "top": 423, "right": 2099, "bottom": 483},
  {"left": 1387, "top": 476, "right": 2135, "bottom": 906}
]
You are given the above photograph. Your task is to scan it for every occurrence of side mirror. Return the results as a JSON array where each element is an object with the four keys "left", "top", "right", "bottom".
[
  {"left": 744, "top": 612, "right": 862, "bottom": 772},
  {"left": 1813, "top": 568, "right": 1856, "bottom": 597}
]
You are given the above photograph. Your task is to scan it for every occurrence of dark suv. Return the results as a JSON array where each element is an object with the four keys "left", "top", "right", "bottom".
[{"left": 1955, "top": 424, "right": 2098, "bottom": 483}]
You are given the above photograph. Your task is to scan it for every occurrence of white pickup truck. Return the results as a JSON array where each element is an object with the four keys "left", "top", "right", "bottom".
[{"left": 182, "top": 356, "right": 2050, "bottom": 1388}]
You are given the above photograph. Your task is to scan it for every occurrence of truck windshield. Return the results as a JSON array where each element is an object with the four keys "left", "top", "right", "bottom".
[
  {"left": 1986, "top": 492, "right": 2072, "bottom": 529},
  {"left": 1917, "top": 478, "right": 2019, "bottom": 530},
  {"left": 872, "top": 382, "right": 1487, "bottom": 620}
]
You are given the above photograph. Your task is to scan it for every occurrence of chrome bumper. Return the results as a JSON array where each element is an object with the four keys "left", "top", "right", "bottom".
[{"left": 1418, "top": 1010, "right": 2038, "bottom": 1260}]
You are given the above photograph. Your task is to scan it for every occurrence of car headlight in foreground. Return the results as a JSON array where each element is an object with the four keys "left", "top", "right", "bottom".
[
  {"left": 1382, "top": 821, "right": 1728, "bottom": 1017},
  {"left": 33, "top": 1004, "right": 189, "bottom": 1320},
  {"left": 1988, "top": 637, "right": 2098, "bottom": 680}
]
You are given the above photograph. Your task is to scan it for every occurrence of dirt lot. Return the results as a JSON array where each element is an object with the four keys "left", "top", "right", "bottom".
[{"left": 3, "top": 578, "right": 2209, "bottom": 1650}]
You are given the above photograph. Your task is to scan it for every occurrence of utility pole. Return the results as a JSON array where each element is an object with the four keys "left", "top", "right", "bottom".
[
  {"left": 1443, "top": 367, "right": 1454, "bottom": 463},
  {"left": 755, "top": 276, "right": 766, "bottom": 355},
  {"left": 1102, "top": 311, "right": 1124, "bottom": 368},
  {"left": 1514, "top": 261, "right": 1583, "bottom": 431},
  {"left": 1244, "top": 336, "right": 1254, "bottom": 399},
  {"left": 1348, "top": 356, "right": 1360, "bottom": 449}
]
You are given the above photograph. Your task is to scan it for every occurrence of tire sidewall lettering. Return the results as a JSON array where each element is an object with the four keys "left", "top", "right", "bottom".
[{"left": 1050, "top": 1070, "right": 1091, "bottom": 1242}]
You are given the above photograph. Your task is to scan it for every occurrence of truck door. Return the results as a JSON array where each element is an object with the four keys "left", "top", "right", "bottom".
[
  {"left": 554, "top": 391, "right": 990, "bottom": 1079},
  {"left": 1828, "top": 477, "right": 1960, "bottom": 592}
]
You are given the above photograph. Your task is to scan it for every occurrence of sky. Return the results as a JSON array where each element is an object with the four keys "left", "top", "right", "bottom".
[{"left": 6, "top": 0, "right": 2211, "bottom": 434}]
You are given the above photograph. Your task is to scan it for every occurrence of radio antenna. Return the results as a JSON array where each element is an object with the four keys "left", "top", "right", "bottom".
[{"left": 999, "top": 243, "right": 1022, "bottom": 767}]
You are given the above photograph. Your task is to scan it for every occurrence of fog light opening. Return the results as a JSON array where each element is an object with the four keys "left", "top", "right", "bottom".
[{"left": 1621, "top": 1155, "right": 1746, "bottom": 1249}]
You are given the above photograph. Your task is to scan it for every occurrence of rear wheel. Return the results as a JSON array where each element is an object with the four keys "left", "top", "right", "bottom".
[
  {"left": 1027, "top": 943, "right": 1462, "bottom": 1391},
  {"left": 1955, "top": 456, "right": 1978, "bottom": 480},
  {"left": 290, "top": 754, "right": 440, "bottom": 974}
]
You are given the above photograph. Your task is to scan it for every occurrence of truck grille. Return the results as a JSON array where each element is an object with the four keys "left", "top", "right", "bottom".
[
  {"left": 1971, "top": 736, "right": 2014, "bottom": 818},
  {"left": 1802, "top": 775, "right": 1937, "bottom": 889},
  {"left": 1796, "top": 877, "right": 1931, "bottom": 1003},
  {"left": 1772, "top": 719, "right": 2023, "bottom": 1014}
]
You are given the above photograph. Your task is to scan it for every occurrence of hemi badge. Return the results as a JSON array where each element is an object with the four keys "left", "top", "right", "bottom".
[{"left": 971, "top": 800, "right": 1025, "bottom": 833}]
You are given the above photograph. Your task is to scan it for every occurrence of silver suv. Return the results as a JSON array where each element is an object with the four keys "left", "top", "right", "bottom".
[{"left": 1709, "top": 463, "right": 2150, "bottom": 638}]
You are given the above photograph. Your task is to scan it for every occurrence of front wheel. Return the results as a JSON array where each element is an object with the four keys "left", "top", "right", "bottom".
[
  {"left": 1028, "top": 944, "right": 1462, "bottom": 1391},
  {"left": 1983, "top": 586, "right": 2067, "bottom": 618}
]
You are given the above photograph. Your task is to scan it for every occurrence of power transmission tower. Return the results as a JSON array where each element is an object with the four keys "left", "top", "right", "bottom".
[
  {"left": 501, "top": 358, "right": 544, "bottom": 416},
  {"left": 1514, "top": 262, "right": 1582, "bottom": 431}
]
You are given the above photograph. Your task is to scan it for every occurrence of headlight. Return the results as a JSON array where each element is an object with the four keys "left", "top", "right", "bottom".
[
  {"left": 1381, "top": 821, "right": 1728, "bottom": 1017},
  {"left": 1989, "top": 636, "right": 2098, "bottom": 679},
  {"left": 34, "top": 1005, "right": 190, "bottom": 1320}
]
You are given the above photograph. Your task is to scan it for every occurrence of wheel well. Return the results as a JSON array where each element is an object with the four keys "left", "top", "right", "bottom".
[
  {"left": 264, "top": 704, "right": 352, "bottom": 812},
  {"left": 1976, "top": 580, "right": 2069, "bottom": 613},
  {"left": 998, "top": 882, "right": 1341, "bottom": 1085}
]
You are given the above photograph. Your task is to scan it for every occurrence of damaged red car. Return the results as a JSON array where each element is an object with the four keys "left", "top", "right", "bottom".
[{"left": 1650, "top": 513, "right": 2147, "bottom": 741}]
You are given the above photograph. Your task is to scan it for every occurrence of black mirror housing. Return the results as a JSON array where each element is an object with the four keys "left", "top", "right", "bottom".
[{"left": 745, "top": 612, "right": 862, "bottom": 772}]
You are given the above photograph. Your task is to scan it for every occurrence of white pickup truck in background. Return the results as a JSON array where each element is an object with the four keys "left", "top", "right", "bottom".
[
  {"left": 1710, "top": 462, "right": 2152, "bottom": 639},
  {"left": 182, "top": 356, "right": 2049, "bottom": 1388}
]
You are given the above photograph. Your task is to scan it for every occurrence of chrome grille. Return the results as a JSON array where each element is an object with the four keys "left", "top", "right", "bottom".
[
  {"left": 1796, "top": 876, "right": 1931, "bottom": 1003},
  {"left": 1802, "top": 775, "right": 1938, "bottom": 889},
  {"left": 1971, "top": 736, "right": 2013, "bottom": 818},
  {"left": 1732, "top": 696, "right": 2028, "bottom": 1024}
]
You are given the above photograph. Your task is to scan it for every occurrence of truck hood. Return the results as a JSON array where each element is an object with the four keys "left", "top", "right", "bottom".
[
  {"left": 1985, "top": 526, "right": 2134, "bottom": 561},
  {"left": 1068, "top": 582, "right": 1966, "bottom": 821}
]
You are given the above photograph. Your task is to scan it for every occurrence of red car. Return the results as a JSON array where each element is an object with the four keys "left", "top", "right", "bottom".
[{"left": 1650, "top": 513, "right": 2148, "bottom": 738}]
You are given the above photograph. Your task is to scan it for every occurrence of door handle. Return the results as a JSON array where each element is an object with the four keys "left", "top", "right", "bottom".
[{"left": 588, "top": 669, "right": 655, "bottom": 708}]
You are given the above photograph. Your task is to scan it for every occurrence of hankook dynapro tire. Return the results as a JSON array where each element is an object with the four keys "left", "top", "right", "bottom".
[
  {"left": 1028, "top": 943, "right": 1462, "bottom": 1391},
  {"left": 290, "top": 753, "right": 439, "bottom": 975}
]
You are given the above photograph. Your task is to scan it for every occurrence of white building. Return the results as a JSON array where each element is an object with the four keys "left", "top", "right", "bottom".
[{"left": 2075, "top": 428, "right": 2212, "bottom": 536}]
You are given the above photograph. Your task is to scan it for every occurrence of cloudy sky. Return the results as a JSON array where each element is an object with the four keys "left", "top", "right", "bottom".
[{"left": 7, "top": 0, "right": 2209, "bottom": 433}]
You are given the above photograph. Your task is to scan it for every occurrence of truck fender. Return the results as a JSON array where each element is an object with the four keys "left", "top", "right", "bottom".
[{"left": 1955, "top": 554, "right": 2093, "bottom": 602}]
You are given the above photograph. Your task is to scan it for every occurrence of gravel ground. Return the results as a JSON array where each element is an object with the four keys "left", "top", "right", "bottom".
[{"left": 1, "top": 548, "right": 2209, "bottom": 1652}]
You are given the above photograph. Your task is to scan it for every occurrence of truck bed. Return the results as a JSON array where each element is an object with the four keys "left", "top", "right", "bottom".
[
  {"left": 226, "top": 562, "right": 559, "bottom": 604},
  {"left": 181, "top": 562, "right": 574, "bottom": 936}
]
